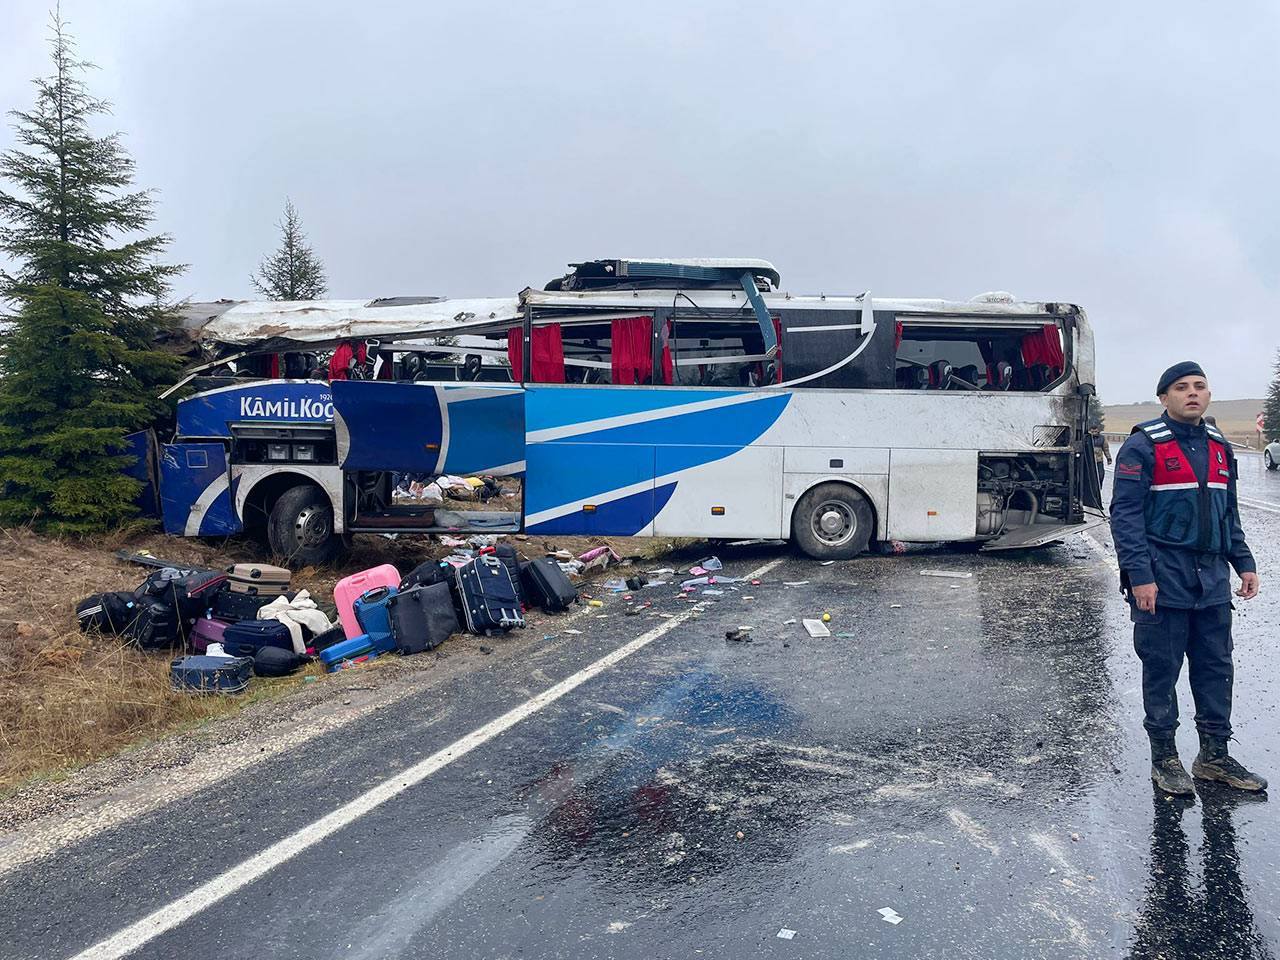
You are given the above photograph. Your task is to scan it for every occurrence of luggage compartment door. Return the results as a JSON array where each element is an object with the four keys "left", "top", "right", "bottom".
[
  {"left": 524, "top": 443, "right": 657, "bottom": 536},
  {"left": 160, "top": 442, "right": 241, "bottom": 536},
  {"left": 886, "top": 449, "right": 978, "bottom": 541},
  {"left": 122, "top": 429, "right": 161, "bottom": 519},
  {"left": 652, "top": 445, "right": 784, "bottom": 538}
]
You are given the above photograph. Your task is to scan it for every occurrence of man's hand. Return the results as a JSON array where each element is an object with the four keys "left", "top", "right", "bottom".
[
  {"left": 1132, "top": 582, "right": 1158, "bottom": 613},
  {"left": 1237, "top": 572, "right": 1260, "bottom": 600}
]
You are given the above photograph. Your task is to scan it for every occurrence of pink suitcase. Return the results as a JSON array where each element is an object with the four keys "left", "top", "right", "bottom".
[
  {"left": 333, "top": 564, "right": 401, "bottom": 639},
  {"left": 190, "top": 616, "right": 233, "bottom": 653}
]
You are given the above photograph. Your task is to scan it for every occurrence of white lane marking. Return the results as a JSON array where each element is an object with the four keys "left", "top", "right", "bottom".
[
  {"left": 1237, "top": 495, "right": 1280, "bottom": 515},
  {"left": 69, "top": 556, "right": 786, "bottom": 960}
]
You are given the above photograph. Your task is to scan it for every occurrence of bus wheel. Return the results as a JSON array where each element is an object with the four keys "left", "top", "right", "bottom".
[
  {"left": 792, "top": 483, "right": 874, "bottom": 560},
  {"left": 268, "top": 484, "right": 340, "bottom": 566}
]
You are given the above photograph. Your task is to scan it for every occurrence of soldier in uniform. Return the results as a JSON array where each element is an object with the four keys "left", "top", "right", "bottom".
[{"left": 1110, "top": 361, "right": 1265, "bottom": 795}]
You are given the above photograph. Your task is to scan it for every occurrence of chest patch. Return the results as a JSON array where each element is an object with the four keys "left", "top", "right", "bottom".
[{"left": 1164, "top": 457, "right": 1182, "bottom": 471}]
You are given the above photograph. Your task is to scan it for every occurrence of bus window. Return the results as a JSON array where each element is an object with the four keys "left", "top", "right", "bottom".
[
  {"left": 895, "top": 322, "right": 1066, "bottom": 392},
  {"left": 669, "top": 315, "right": 779, "bottom": 387}
]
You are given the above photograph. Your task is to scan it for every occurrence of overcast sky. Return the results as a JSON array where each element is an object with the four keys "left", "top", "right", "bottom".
[{"left": 2, "top": 1, "right": 1278, "bottom": 402}]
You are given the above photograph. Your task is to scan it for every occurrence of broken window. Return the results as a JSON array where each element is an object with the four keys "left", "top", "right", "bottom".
[
  {"left": 894, "top": 321, "right": 1066, "bottom": 392},
  {"left": 668, "top": 314, "right": 780, "bottom": 387}
]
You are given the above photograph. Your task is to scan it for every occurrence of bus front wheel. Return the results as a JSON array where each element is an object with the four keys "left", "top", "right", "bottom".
[
  {"left": 791, "top": 483, "right": 874, "bottom": 560},
  {"left": 268, "top": 484, "right": 340, "bottom": 566}
]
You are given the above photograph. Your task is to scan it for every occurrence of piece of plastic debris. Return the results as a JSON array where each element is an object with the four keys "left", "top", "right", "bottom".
[
  {"left": 725, "top": 627, "right": 751, "bottom": 642},
  {"left": 647, "top": 568, "right": 674, "bottom": 576},
  {"left": 878, "top": 907, "right": 903, "bottom": 925},
  {"left": 588, "top": 599, "right": 604, "bottom": 608},
  {"left": 603, "top": 578, "right": 628, "bottom": 592},
  {"left": 644, "top": 580, "right": 670, "bottom": 588},
  {"left": 889, "top": 603, "right": 902, "bottom": 609},
  {"left": 750, "top": 578, "right": 762, "bottom": 586},
  {"left": 920, "top": 569, "right": 973, "bottom": 579},
  {"left": 821, "top": 612, "right": 832, "bottom": 623},
  {"left": 783, "top": 580, "right": 810, "bottom": 587},
  {"left": 742, "top": 595, "right": 755, "bottom": 601},
  {"left": 820, "top": 560, "right": 835, "bottom": 566},
  {"left": 622, "top": 594, "right": 633, "bottom": 601},
  {"left": 735, "top": 830, "right": 745, "bottom": 840},
  {"left": 802, "top": 619, "right": 831, "bottom": 638},
  {"left": 479, "top": 645, "right": 494, "bottom": 655},
  {"left": 564, "top": 629, "right": 583, "bottom": 635},
  {"left": 777, "top": 928, "right": 796, "bottom": 940},
  {"left": 703, "top": 589, "right": 725, "bottom": 596},
  {"left": 783, "top": 618, "right": 797, "bottom": 625},
  {"left": 696, "top": 556, "right": 723, "bottom": 571},
  {"left": 681, "top": 576, "right": 711, "bottom": 589}
]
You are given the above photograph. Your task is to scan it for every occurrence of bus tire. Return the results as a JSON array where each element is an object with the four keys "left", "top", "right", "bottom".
[
  {"left": 267, "top": 484, "right": 340, "bottom": 566},
  {"left": 791, "top": 482, "right": 874, "bottom": 560}
]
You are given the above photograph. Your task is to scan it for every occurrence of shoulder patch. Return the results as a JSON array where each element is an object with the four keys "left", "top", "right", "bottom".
[{"left": 1115, "top": 460, "right": 1143, "bottom": 480}]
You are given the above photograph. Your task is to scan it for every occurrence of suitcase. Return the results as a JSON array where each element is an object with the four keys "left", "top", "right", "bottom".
[
  {"left": 136, "top": 568, "right": 228, "bottom": 621},
  {"left": 225, "top": 563, "right": 292, "bottom": 596},
  {"left": 76, "top": 591, "right": 138, "bottom": 634},
  {"left": 520, "top": 557, "right": 579, "bottom": 612},
  {"left": 401, "top": 559, "right": 449, "bottom": 591},
  {"left": 354, "top": 586, "right": 398, "bottom": 651},
  {"left": 455, "top": 556, "right": 524, "bottom": 635},
  {"left": 319, "top": 633, "right": 378, "bottom": 672},
  {"left": 307, "top": 624, "right": 349, "bottom": 656},
  {"left": 190, "top": 617, "right": 232, "bottom": 654},
  {"left": 221, "top": 619, "right": 295, "bottom": 658},
  {"left": 488, "top": 544, "right": 526, "bottom": 607},
  {"left": 334, "top": 564, "right": 401, "bottom": 639},
  {"left": 127, "top": 600, "right": 183, "bottom": 649},
  {"left": 387, "top": 583, "right": 460, "bottom": 654},
  {"left": 169, "top": 655, "right": 253, "bottom": 694},
  {"left": 210, "top": 588, "right": 276, "bottom": 622},
  {"left": 253, "top": 646, "right": 303, "bottom": 677}
]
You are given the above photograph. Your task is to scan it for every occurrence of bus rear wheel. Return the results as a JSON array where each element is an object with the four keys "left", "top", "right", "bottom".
[
  {"left": 268, "top": 484, "right": 340, "bottom": 566},
  {"left": 791, "top": 482, "right": 874, "bottom": 560}
]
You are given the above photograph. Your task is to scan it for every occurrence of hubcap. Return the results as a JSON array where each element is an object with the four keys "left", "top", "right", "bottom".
[
  {"left": 294, "top": 504, "right": 332, "bottom": 548},
  {"left": 811, "top": 499, "right": 856, "bottom": 547}
]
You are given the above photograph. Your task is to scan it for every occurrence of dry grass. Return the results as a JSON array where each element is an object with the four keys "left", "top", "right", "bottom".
[{"left": 0, "top": 524, "right": 684, "bottom": 794}]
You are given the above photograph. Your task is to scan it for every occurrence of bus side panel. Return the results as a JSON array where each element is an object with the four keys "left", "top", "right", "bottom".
[
  {"left": 652, "top": 446, "right": 784, "bottom": 538},
  {"left": 160, "top": 442, "right": 242, "bottom": 536},
  {"left": 122, "top": 429, "right": 161, "bottom": 519},
  {"left": 885, "top": 449, "right": 978, "bottom": 541},
  {"left": 524, "top": 443, "right": 658, "bottom": 536},
  {"left": 177, "top": 380, "right": 334, "bottom": 439}
]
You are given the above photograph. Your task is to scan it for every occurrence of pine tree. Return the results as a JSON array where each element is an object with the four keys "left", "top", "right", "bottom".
[
  {"left": 251, "top": 199, "right": 327, "bottom": 300},
  {"left": 0, "top": 13, "right": 184, "bottom": 533},
  {"left": 1263, "top": 348, "right": 1280, "bottom": 443}
]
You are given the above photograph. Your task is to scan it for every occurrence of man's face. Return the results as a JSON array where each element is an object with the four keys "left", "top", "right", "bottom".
[{"left": 1160, "top": 374, "right": 1211, "bottom": 423}]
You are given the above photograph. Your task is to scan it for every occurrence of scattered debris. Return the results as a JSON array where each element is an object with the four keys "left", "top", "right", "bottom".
[
  {"left": 802, "top": 619, "right": 831, "bottom": 638},
  {"left": 820, "top": 560, "right": 835, "bottom": 566},
  {"left": 920, "top": 569, "right": 973, "bottom": 579},
  {"left": 783, "top": 580, "right": 810, "bottom": 587},
  {"left": 777, "top": 928, "right": 797, "bottom": 940},
  {"left": 889, "top": 603, "right": 902, "bottom": 609},
  {"left": 783, "top": 618, "right": 797, "bottom": 625},
  {"left": 588, "top": 600, "right": 604, "bottom": 608},
  {"left": 725, "top": 627, "right": 751, "bottom": 642},
  {"left": 703, "top": 589, "right": 724, "bottom": 596},
  {"left": 878, "top": 907, "right": 903, "bottom": 925}
]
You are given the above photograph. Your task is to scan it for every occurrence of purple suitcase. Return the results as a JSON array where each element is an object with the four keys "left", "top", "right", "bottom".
[{"left": 190, "top": 617, "right": 232, "bottom": 654}]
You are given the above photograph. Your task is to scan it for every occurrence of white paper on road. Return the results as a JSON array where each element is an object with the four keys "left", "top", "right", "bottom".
[{"left": 803, "top": 619, "right": 831, "bottom": 637}]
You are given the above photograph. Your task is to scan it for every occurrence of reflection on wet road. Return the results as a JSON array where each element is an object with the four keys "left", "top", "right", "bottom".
[{"left": 3, "top": 462, "right": 1278, "bottom": 960}]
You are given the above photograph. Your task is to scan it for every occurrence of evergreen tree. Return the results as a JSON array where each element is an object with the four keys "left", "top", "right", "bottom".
[
  {"left": 251, "top": 199, "right": 327, "bottom": 300},
  {"left": 1263, "top": 348, "right": 1280, "bottom": 443},
  {"left": 0, "top": 13, "right": 184, "bottom": 533}
]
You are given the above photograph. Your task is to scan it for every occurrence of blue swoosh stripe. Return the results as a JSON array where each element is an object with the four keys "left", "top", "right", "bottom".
[{"left": 525, "top": 386, "right": 750, "bottom": 432}]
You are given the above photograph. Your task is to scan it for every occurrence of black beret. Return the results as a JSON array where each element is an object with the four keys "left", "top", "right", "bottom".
[{"left": 1156, "top": 361, "right": 1205, "bottom": 396}]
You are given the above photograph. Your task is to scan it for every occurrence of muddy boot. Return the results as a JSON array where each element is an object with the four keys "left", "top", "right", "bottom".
[
  {"left": 1192, "top": 734, "right": 1268, "bottom": 792},
  {"left": 1149, "top": 735, "right": 1195, "bottom": 796}
]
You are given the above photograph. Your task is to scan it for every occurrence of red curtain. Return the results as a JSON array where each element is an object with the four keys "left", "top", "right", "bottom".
[
  {"left": 611, "top": 316, "right": 654, "bottom": 385},
  {"left": 895, "top": 320, "right": 903, "bottom": 351},
  {"left": 507, "top": 324, "right": 565, "bottom": 383},
  {"left": 1020, "top": 324, "right": 1064, "bottom": 375},
  {"left": 327, "top": 341, "right": 366, "bottom": 381}
]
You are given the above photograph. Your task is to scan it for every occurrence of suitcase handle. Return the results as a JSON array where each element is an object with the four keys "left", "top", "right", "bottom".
[{"left": 358, "top": 586, "right": 392, "bottom": 604}]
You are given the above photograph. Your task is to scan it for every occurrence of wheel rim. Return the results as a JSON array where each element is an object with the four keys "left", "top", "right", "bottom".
[
  {"left": 811, "top": 499, "right": 856, "bottom": 547},
  {"left": 293, "top": 504, "right": 332, "bottom": 548}
]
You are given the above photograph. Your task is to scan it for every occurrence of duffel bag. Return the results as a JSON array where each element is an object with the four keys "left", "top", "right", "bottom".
[
  {"left": 253, "top": 646, "right": 303, "bottom": 677},
  {"left": 75, "top": 591, "right": 138, "bottom": 634}
]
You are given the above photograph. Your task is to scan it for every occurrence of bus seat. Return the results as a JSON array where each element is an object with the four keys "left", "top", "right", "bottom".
[
  {"left": 1028, "top": 363, "right": 1050, "bottom": 389},
  {"left": 984, "top": 361, "right": 1013, "bottom": 390},
  {"left": 953, "top": 364, "right": 980, "bottom": 388},
  {"left": 928, "top": 360, "right": 953, "bottom": 389},
  {"left": 896, "top": 366, "right": 929, "bottom": 389},
  {"left": 400, "top": 352, "right": 424, "bottom": 381}
]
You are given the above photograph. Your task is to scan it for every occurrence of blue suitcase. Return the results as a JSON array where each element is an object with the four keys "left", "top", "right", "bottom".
[
  {"left": 354, "top": 586, "right": 397, "bottom": 651},
  {"left": 170, "top": 655, "right": 253, "bottom": 694},
  {"left": 222, "top": 619, "right": 295, "bottom": 658},
  {"left": 319, "top": 633, "right": 379, "bottom": 672}
]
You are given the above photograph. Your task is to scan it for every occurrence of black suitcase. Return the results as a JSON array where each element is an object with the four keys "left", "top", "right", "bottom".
[
  {"left": 136, "top": 568, "right": 228, "bottom": 621},
  {"left": 491, "top": 544, "right": 525, "bottom": 607},
  {"left": 387, "top": 583, "right": 460, "bottom": 654},
  {"left": 222, "top": 619, "right": 295, "bottom": 658},
  {"left": 211, "top": 588, "right": 276, "bottom": 622},
  {"left": 253, "top": 646, "right": 303, "bottom": 677},
  {"left": 400, "top": 560, "right": 449, "bottom": 591},
  {"left": 170, "top": 655, "right": 253, "bottom": 694},
  {"left": 127, "top": 600, "right": 183, "bottom": 649},
  {"left": 76, "top": 591, "right": 138, "bottom": 634},
  {"left": 307, "top": 624, "right": 349, "bottom": 655},
  {"left": 520, "top": 558, "right": 578, "bottom": 612},
  {"left": 455, "top": 556, "right": 524, "bottom": 636}
]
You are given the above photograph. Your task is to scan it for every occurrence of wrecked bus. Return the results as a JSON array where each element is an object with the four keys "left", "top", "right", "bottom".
[{"left": 134, "top": 259, "right": 1104, "bottom": 564}]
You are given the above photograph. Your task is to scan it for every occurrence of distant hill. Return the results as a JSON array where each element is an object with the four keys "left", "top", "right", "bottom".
[{"left": 1103, "top": 398, "right": 1266, "bottom": 446}]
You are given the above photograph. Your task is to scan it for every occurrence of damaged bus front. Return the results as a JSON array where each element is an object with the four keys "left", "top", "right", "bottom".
[{"left": 135, "top": 259, "right": 1103, "bottom": 564}]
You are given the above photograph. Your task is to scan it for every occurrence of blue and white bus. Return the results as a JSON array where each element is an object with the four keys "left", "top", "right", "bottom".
[{"left": 135, "top": 259, "right": 1103, "bottom": 565}]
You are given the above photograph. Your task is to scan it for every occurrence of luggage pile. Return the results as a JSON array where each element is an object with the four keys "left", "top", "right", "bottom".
[
  {"left": 76, "top": 542, "right": 582, "bottom": 687},
  {"left": 322, "top": 544, "right": 580, "bottom": 673},
  {"left": 77, "top": 562, "right": 321, "bottom": 694}
]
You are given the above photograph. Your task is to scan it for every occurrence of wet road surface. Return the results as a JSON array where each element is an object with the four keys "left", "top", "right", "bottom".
[{"left": 3, "top": 457, "right": 1278, "bottom": 960}]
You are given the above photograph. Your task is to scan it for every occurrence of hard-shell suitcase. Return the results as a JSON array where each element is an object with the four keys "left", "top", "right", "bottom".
[
  {"left": 221, "top": 619, "right": 294, "bottom": 658},
  {"left": 354, "top": 586, "right": 398, "bottom": 652},
  {"left": 387, "top": 583, "right": 460, "bottom": 654},
  {"left": 169, "top": 655, "right": 253, "bottom": 694},
  {"left": 127, "top": 600, "right": 183, "bottom": 649},
  {"left": 307, "top": 624, "right": 349, "bottom": 656},
  {"left": 253, "top": 646, "right": 303, "bottom": 677},
  {"left": 334, "top": 564, "right": 401, "bottom": 639},
  {"left": 520, "top": 557, "right": 579, "bottom": 613},
  {"left": 225, "top": 563, "right": 292, "bottom": 596},
  {"left": 190, "top": 617, "right": 232, "bottom": 654},
  {"left": 76, "top": 591, "right": 138, "bottom": 634},
  {"left": 319, "top": 633, "right": 378, "bottom": 672},
  {"left": 455, "top": 556, "right": 524, "bottom": 636},
  {"left": 210, "top": 588, "right": 276, "bottom": 622}
]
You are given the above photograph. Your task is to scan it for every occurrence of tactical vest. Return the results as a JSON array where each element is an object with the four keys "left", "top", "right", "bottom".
[{"left": 1132, "top": 418, "right": 1233, "bottom": 553}]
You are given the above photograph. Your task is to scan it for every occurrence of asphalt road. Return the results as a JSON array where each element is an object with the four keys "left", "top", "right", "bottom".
[{"left": 3, "top": 459, "right": 1278, "bottom": 960}]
